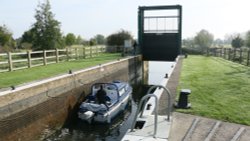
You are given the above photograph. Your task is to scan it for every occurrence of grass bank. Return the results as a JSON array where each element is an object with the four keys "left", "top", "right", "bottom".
[
  {"left": 177, "top": 55, "right": 250, "bottom": 125},
  {"left": 0, "top": 53, "right": 122, "bottom": 89}
]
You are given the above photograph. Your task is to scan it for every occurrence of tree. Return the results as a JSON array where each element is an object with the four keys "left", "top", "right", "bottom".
[
  {"left": 21, "top": 28, "right": 36, "bottom": 44},
  {"left": 0, "top": 25, "right": 13, "bottom": 46},
  {"left": 32, "top": 0, "right": 63, "bottom": 50},
  {"left": 182, "top": 38, "right": 195, "bottom": 48},
  {"left": 245, "top": 31, "right": 250, "bottom": 48},
  {"left": 94, "top": 34, "right": 106, "bottom": 45},
  {"left": 194, "top": 29, "right": 214, "bottom": 52},
  {"left": 75, "top": 35, "right": 83, "bottom": 45},
  {"left": 65, "top": 33, "right": 76, "bottom": 46},
  {"left": 224, "top": 34, "right": 234, "bottom": 45},
  {"left": 231, "top": 35, "right": 244, "bottom": 48},
  {"left": 106, "top": 29, "right": 133, "bottom": 46},
  {"left": 89, "top": 38, "right": 97, "bottom": 46},
  {"left": 0, "top": 25, "right": 15, "bottom": 52},
  {"left": 213, "top": 38, "right": 224, "bottom": 47}
]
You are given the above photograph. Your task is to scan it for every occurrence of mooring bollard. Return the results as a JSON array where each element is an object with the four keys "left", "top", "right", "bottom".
[{"left": 175, "top": 89, "right": 191, "bottom": 109}]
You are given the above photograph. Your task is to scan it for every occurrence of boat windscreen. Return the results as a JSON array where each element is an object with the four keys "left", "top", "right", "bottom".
[{"left": 119, "top": 88, "right": 125, "bottom": 96}]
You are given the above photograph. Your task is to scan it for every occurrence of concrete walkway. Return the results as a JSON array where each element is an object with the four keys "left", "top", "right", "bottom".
[
  {"left": 159, "top": 56, "right": 183, "bottom": 115},
  {"left": 169, "top": 112, "right": 250, "bottom": 141}
]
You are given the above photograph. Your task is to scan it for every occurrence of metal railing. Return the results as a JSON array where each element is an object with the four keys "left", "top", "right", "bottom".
[
  {"left": 143, "top": 85, "right": 172, "bottom": 120},
  {"left": 130, "top": 85, "right": 172, "bottom": 138},
  {"left": 130, "top": 94, "right": 159, "bottom": 138}
]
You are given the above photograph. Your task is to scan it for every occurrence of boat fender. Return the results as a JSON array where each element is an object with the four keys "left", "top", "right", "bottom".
[
  {"left": 81, "top": 111, "right": 94, "bottom": 120},
  {"left": 107, "top": 113, "right": 111, "bottom": 123}
]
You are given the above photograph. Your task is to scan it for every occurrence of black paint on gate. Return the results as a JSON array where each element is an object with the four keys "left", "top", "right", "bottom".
[{"left": 143, "top": 33, "right": 179, "bottom": 61}]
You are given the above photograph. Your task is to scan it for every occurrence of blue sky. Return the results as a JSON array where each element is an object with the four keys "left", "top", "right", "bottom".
[{"left": 1, "top": 0, "right": 250, "bottom": 39}]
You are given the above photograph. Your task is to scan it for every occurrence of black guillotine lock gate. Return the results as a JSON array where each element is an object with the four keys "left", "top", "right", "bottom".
[{"left": 138, "top": 5, "right": 182, "bottom": 61}]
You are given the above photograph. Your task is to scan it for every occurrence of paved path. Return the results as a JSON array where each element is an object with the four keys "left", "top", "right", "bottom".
[
  {"left": 169, "top": 112, "right": 250, "bottom": 141},
  {"left": 159, "top": 57, "right": 183, "bottom": 115}
]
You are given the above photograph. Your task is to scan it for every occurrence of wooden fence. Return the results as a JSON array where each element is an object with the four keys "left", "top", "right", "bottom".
[
  {"left": 0, "top": 45, "right": 105, "bottom": 72},
  {"left": 207, "top": 48, "right": 250, "bottom": 66}
]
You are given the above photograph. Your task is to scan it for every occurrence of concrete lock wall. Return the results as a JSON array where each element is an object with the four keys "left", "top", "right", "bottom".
[{"left": 0, "top": 56, "right": 143, "bottom": 141}]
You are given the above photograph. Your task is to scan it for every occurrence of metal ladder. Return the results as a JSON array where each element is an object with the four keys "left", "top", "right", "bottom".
[{"left": 130, "top": 85, "right": 172, "bottom": 138}]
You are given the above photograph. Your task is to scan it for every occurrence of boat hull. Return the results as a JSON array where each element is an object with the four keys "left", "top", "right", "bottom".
[
  {"left": 94, "top": 93, "right": 130, "bottom": 123},
  {"left": 78, "top": 81, "right": 132, "bottom": 123}
]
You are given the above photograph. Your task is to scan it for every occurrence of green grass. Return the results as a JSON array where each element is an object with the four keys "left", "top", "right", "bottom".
[
  {"left": 176, "top": 55, "right": 250, "bottom": 125},
  {"left": 0, "top": 53, "right": 122, "bottom": 89}
]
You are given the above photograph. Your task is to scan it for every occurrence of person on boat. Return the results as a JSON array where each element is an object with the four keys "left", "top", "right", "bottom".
[{"left": 96, "top": 85, "right": 108, "bottom": 104}]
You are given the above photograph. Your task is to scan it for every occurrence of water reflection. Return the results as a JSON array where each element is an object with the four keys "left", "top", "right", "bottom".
[{"left": 148, "top": 61, "right": 174, "bottom": 85}]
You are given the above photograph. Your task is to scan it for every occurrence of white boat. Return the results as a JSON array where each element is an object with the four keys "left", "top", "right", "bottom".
[{"left": 78, "top": 80, "right": 132, "bottom": 123}]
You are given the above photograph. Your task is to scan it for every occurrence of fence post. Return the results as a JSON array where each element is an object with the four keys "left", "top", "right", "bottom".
[
  {"left": 66, "top": 48, "right": 69, "bottom": 61},
  {"left": 90, "top": 46, "right": 92, "bottom": 58},
  {"left": 27, "top": 50, "right": 31, "bottom": 68},
  {"left": 247, "top": 50, "right": 250, "bottom": 66},
  {"left": 43, "top": 50, "right": 47, "bottom": 65},
  {"left": 75, "top": 48, "right": 78, "bottom": 60},
  {"left": 239, "top": 49, "right": 243, "bottom": 64},
  {"left": 101, "top": 46, "right": 103, "bottom": 53},
  {"left": 99, "top": 46, "right": 100, "bottom": 55},
  {"left": 96, "top": 46, "right": 99, "bottom": 56},
  {"left": 228, "top": 48, "right": 231, "bottom": 60},
  {"left": 206, "top": 48, "right": 209, "bottom": 56},
  {"left": 7, "top": 52, "right": 13, "bottom": 71},
  {"left": 56, "top": 48, "right": 59, "bottom": 63},
  {"left": 83, "top": 47, "right": 86, "bottom": 59},
  {"left": 223, "top": 48, "right": 225, "bottom": 59},
  {"left": 225, "top": 48, "right": 227, "bottom": 59},
  {"left": 95, "top": 46, "right": 97, "bottom": 56},
  {"left": 96, "top": 46, "right": 98, "bottom": 56},
  {"left": 220, "top": 48, "right": 222, "bottom": 58},
  {"left": 233, "top": 48, "right": 236, "bottom": 60}
]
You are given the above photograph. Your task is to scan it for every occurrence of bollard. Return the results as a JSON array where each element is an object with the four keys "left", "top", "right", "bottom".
[
  {"left": 175, "top": 89, "right": 191, "bottom": 109},
  {"left": 146, "top": 104, "right": 152, "bottom": 110}
]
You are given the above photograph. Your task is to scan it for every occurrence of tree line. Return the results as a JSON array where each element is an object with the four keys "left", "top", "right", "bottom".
[
  {"left": 0, "top": 0, "right": 133, "bottom": 53},
  {"left": 183, "top": 29, "right": 250, "bottom": 54}
]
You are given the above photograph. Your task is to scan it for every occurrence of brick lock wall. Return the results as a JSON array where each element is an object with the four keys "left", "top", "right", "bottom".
[{"left": 0, "top": 56, "right": 143, "bottom": 141}]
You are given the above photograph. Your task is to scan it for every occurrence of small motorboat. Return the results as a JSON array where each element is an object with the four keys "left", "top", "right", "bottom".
[{"left": 78, "top": 80, "right": 132, "bottom": 123}]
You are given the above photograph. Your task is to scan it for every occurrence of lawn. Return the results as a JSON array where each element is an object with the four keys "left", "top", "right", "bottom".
[
  {"left": 176, "top": 55, "right": 250, "bottom": 125},
  {"left": 0, "top": 53, "right": 122, "bottom": 89}
]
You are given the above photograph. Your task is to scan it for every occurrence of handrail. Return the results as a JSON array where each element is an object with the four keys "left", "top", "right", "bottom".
[
  {"left": 130, "top": 85, "right": 172, "bottom": 138},
  {"left": 146, "top": 85, "right": 171, "bottom": 121},
  {"left": 130, "top": 94, "right": 158, "bottom": 138}
]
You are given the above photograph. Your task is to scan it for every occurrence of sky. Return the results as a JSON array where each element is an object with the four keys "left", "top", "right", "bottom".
[{"left": 1, "top": 0, "right": 250, "bottom": 40}]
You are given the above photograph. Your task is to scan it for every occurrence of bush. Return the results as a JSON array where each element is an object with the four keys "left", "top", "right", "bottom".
[
  {"left": 106, "top": 30, "right": 133, "bottom": 46},
  {"left": 181, "top": 47, "right": 204, "bottom": 55}
]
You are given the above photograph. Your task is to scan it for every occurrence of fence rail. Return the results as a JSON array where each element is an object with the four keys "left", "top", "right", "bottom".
[
  {"left": 0, "top": 45, "right": 105, "bottom": 72},
  {"left": 207, "top": 48, "right": 250, "bottom": 66}
]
